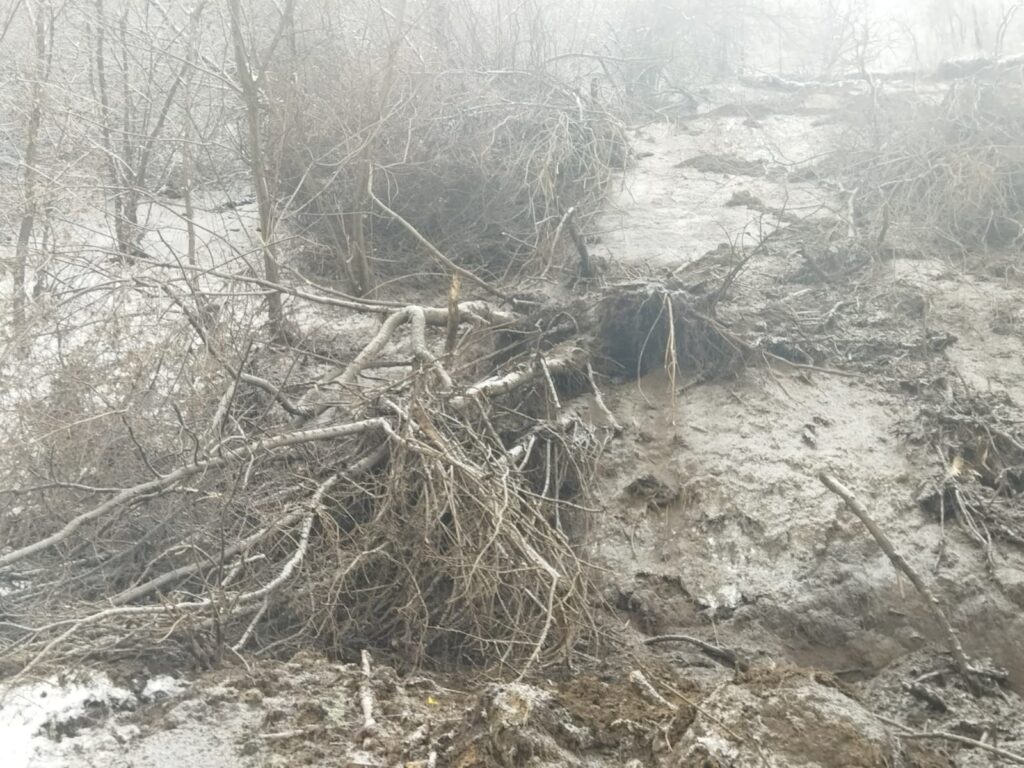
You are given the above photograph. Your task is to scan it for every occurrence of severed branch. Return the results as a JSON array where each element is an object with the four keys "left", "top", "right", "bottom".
[
  {"left": 644, "top": 633, "right": 748, "bottom": 670},
  {"left": 0, "top": 419, "right": 391, "bottom": 569},
  {"left": 449, "top": 345, "right": 586, "bottom": 410},
  {"left": 154, "top": 262, "right": 517, "bottom": 325},
  {"left": 226, "top": 473, "right": 341, "bottom": 652},
  {"left": 111, "top": 506, "right": 305, "bottom": 606},
  {"left": 207, "top": 377, "right": 238, "bottom": 441},
  {"left": 874, "top": 713, "right": 1024, "bottom": 765},
  {"left": 298, "top": 310, "right": 584, "bottom": 425},
  {"left": 818, "top": 471, "right": 989, "bottom": 693},
  {"left": 236, "top": 474, "right": 340, "bottom": 602},
  {"left": 233, "top": 598, "right": 269, "bottom": 653},
  {"left": 409, "top": 306, "right": 453, "bottom": 391},
  {"left": 293, "top": 309, "right": 413, "bottom": 426},
  {"left": 561, "top": 206, "right": 593, "bottom": 278},
  {"left": 445, "top": 274, "right": 461, "bottom": 361},
  {"left": 360, "top": 649, "right": 378, "bottom": 744},
  {"left": 8, "top": 469, "right": 381, "bottom": 676}
]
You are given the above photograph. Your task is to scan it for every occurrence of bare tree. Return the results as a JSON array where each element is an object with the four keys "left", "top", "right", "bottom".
[
  {"left": 12, "top": 0, "right": 52, "bottom": 332},
  {"left": 995, "top": 2, "right": 1022, "bottom": 57},
  {"left": 90, "top": 0, "right": 206, "bottom": 263},
  {"left": 227, "top": 0, "right": 295, "bottom": 339}
]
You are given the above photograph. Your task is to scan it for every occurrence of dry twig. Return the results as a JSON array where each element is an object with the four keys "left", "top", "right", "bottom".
[{"left": 818, "top": 471, "right": 985, "bottom": 692}]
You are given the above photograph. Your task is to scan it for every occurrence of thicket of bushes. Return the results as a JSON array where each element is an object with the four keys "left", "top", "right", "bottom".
[{"left": 836, "top": 66, "right": 1024, "bottom": 252}]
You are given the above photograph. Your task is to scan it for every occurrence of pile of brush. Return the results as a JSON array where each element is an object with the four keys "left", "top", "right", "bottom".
[
  {"left": 836, "top": 72, "right": 1024, "bottom": 251},
  {"left": 0, "top": 273, "right": 752, "bottom": 676}
]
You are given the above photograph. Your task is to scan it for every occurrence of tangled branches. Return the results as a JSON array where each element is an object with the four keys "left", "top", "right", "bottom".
[
  {"left": 914, "top": 386, "right": 1024, "bottom": 559},
  {"left": 0, "top": 285, "right": 613, "bottom": 676},
  {"left": 0, "top": 254, "right": 756, "bottom": 677},
  {"left": 308, "top": 399, "right": 599, "bottom": 671},
  {"left": 836, "top": 72, "right": 1024, "bottom": 251},
  {"left": 273, "top": 65, "right": 627, "bottom": 287}
]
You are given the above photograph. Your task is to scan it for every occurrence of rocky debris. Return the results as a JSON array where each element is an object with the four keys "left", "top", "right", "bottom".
[
  {"left": 448, "top": 673, "right": 696, "bottom": 767},
  {"left": 625, "top": 474, "right": 680, "bottom": 508},
  {"left": 451, "top": 684, "right": 586, "bottom": 767}
]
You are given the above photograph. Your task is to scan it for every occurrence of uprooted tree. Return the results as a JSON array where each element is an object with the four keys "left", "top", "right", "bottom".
[
  {"left": 0, "top": 263, "right": 757, "bottom": 677},
  {"left": 0, "top": 0, "right": 821, "bottom": 678}
]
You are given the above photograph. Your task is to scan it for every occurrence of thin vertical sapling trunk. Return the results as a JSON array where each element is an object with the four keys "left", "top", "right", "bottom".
[
  {"left": 344, "top": 0, "right": 408, "bottom": 296},
  {"left": 13, "top": 0, "right": 50, "bottom": 332},
  {"left": 93, "top": 0, "right": 206, "bottom": 262},
  {"left": 228, "top": 0, "right": 293, "bottom": 340}
]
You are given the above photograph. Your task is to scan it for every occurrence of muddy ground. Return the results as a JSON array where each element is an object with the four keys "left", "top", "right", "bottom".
[{"left": 6, "top": 78, "right": 1024, "bottom": 767}]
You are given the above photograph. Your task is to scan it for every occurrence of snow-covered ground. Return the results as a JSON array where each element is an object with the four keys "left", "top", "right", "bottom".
[{"left": 1, "top": 674, "right": 137, "bottom": 768}]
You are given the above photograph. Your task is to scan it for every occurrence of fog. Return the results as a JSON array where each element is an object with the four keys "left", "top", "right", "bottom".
[{"left": 2, "top": 1, "right": 1024, "bottom": 766}]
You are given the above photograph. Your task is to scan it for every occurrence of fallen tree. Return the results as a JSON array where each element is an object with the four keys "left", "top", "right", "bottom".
[{"left": 1, "top": 258, "right": 763, "bottom": 678}]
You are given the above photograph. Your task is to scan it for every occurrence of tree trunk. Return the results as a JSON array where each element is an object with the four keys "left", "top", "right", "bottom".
[
  {"left": 13, "top": 1, "right": 48, "bottom": 332},
  {"left": 340, "top": 0, "right": 407, "bottom": 296},
  {"left": 228, "top": 0, "right": 286, "bottom": 340}
]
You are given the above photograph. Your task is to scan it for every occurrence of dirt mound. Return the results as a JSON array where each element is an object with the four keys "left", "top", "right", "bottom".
[
  {"left": 677, "top": 672, "right": 953, "bottom": 767},
  {"left": 677, "top": 153, "right": 767, "bottom": 176}
]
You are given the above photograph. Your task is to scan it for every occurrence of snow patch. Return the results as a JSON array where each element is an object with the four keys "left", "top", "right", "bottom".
[
  {"left": 0, "top": 674, "right": 133, "bottom": 768},
  {"left": 142, "top": 675, "right": 185, "bottom": 701}
]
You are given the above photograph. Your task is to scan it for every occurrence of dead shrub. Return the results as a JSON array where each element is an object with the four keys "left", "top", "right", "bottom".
[
  {"left": 835, "top": 76, "right": 1024, "bottom": 251},
  {"left": 0, "top": 287, "right": 616, "bottom": 675},
  {"left": 273, "top": 70, "right": 625, "bottom": 288},
  {"left": 1, "top": 268, "right": 773, "bottom": 677}
]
